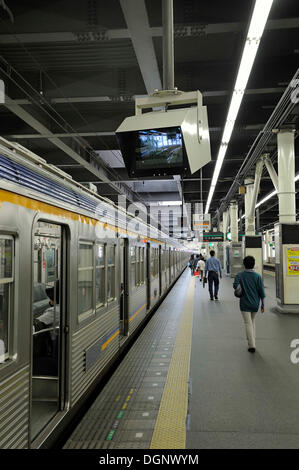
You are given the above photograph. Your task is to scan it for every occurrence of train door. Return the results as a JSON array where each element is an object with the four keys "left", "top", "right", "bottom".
[
  {"left": 146, "top": 242, "right": 151, "bottom": 309},
  {"left": 119, "top": 238, "right": 129, "bottom": 336},
  {"left": 31, "top": 221, "right": 66, "bottom": 442}
]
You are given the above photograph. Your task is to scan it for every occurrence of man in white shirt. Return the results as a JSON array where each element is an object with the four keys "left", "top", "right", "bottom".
[{"left": 196, "top": 258, "right": 205, "bottom": 282}]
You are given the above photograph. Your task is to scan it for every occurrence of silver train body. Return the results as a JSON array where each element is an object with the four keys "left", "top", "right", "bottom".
[{"left": 0, "top": 138, "right": 189, "bottom": 448}]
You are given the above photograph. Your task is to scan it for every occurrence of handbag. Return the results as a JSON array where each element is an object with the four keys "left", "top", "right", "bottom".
[{"left": 234, "top": 273, "right": 244, "bottom": 298}]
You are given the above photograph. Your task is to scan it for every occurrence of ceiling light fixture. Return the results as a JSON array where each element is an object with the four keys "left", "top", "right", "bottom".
[{"left": 205, "top": 0, "right": 273, "bottom": 215}]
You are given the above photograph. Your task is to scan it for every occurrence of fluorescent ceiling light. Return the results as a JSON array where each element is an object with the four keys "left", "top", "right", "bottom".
[
  {"left": 247, "top": 0, "right": 274, "bottom": 39},
  {"left": 226, "top": 91, "right": 245, "bottom": 122},
  {"left": 234, "top": 41, "right": 260, "bottom": 92},
  {"left": 151, "top": 201, "right": 183, "bottom": 206},
  {"left": 255, "top": 190, "right": 277, "bottom": 209},
  {"left": 222, "top": 121, "right": 235, "bottom": 145},
  {"left": 205, "top": 0, "right": 273, "bottom": 215},
  {"left": 211, "top": 144, "right": 228, "bottom": 187}
]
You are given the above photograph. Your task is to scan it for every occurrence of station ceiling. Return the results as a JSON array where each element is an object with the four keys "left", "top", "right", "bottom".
[{"left": 0, "top": 0, "right": 298, "bottom": 232}]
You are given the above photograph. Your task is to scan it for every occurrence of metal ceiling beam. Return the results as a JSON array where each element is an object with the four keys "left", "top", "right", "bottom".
[
  {"left": 4, "top": 123, "right": 265, "bottom": 140},
  {"left": 6, "top": 132, "right": 116, "bottom": 138},
  {"left": 119, "top": 0, "right": 162, "bottom": 94},
  {"left": 0, "top": 18, "right": 298, "bottom": 44},
  {"left": 7, "top": 87, "right": 284, "bottom": 106}
]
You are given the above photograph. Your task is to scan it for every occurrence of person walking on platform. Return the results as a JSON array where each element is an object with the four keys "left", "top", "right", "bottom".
[
  {"left": 196, "top": 256, "right": 205, "bottom": 282},
  {"left": 188, "top": 254, "right": 195, "bottom": 275},
  {"left": 233, "top": 256, "right": 265, "bottom": 354},
  {"left": 205, "top": 250, "right": 222, "bottom": 300},
  {"left": 194, "top": 254, "right": 200, "bottom": 276}
]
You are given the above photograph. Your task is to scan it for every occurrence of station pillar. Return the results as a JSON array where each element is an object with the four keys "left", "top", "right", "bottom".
[
  {"left": 265, "top": 230, "right": 270, "bottom": 263},
  {"left": 243, "top": 161, "right": 264, "bottom": 277},
  {"left": 222, "top": 209, "right": 229, "bottom": 273},
  {"left": 218, "top": 221, "right": 224, "bottom": 266},
  {"left": 245, "top": 178, "right": 255, "bottom": 236},
  {"left": 230, "top": 201, "right": 238, "bottom": 243},
  {"left": 229, "top": 201, "right": 242, "bottom": 278},
  {"left": 277, "top": 130, "right": 296, "bottom": 224},
  {"left": 275, "top": 129, "right": 299, "bottom": 314}
]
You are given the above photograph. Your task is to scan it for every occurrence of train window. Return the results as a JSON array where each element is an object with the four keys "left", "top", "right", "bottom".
[
  {"left": 78, "top": 243, "right": 94, "bottom": 319},
  {"left": 95, "top": 243, "right": 105, "bottom": 309},
  {"left": 0, "top": 236, "right": 13, "bottom": 364},
  {"left": 130, "top": 246, "right": 136, "bottom": 287},
  {"left": 150, "top": 248, "right": 154, "bottom": 277},
  {"left": 107, "top": 245, "right": 116, "bottom": 302},
  {"left": 154, "top": 248, "right": 159, "bottom": 276},
  {"left": 140, "top": 248, "right": 145, "bottom": 284},
  {"left": 164, "top": 250, "right": 168, "bottom": 269},
  {"left": 150, "top": 248, "right": 158, "bottom": 277},
  {"left": 135, "top": 248, "right": 140, "bottom": 286}
]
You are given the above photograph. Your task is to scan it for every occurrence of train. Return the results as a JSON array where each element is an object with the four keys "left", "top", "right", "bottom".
[{"left": 0, "top": 137, "right": 189, "bottom": 449}]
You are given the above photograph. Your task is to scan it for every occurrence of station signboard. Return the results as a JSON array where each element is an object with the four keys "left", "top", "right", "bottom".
[
  {"left": 202, "top": 231, "right": 224, "bottom": 242},
  {"left": 193, "top": 213, "right": 211, "bottom": 231}
]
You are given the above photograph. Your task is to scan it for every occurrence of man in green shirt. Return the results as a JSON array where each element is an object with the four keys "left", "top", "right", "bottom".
[{"left": 233, "top": 255, "right": 265, "bottom": 353}]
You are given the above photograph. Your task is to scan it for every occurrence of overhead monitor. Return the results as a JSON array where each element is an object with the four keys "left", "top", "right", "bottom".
[
  {"left": 116, "top": 106, "right": 211, "bottom": 177},
  {"left": 118, "top": 125, "right": 187, "bottom": 176}
]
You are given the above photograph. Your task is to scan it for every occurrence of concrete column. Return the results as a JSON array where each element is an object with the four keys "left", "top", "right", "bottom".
[
  {"left": 245, "top": 178, "right": 255, "bottom": 235},
  {"left": 256, "top": 208, "right": 260, "bottom": 232},
  {"left": 222, "top": 210, "right": 229, "bottom": 271},
  {"left": 230, "top": 201, "right": 238, "bottom": 243},
  {"left": 264, "top": 155, "right": 278, "bottom": 192},
  {"left": 277, "top": 129, "right": 296, "bottom": 223},
  {"left": 265, "top": 230, "right": 270, "bottom": 262},
  {"left": 223, "top": 211, "right": 228, "bottom": 237}
]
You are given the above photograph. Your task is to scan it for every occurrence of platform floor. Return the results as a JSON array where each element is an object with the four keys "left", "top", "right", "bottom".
[{"left": 64, "top": 269, "right": 299, "bottom": 449}]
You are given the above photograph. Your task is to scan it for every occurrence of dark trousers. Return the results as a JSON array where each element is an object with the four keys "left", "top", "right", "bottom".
[{"left": 208, "top": 271, "right": 219, "bottom": 298}]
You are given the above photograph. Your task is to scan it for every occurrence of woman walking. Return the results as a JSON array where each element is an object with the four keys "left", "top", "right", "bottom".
[{"left": 233, "top": 256, "right": 265, "bottom": 353}]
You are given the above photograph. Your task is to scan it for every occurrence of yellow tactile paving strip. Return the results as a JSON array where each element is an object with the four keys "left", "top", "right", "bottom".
[{"left": 150, "top": 276, "right": 195, "bottom": 449}]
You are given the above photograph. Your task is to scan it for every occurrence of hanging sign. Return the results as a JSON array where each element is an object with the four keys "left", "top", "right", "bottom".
[
  {"left": 193, "top": 213, "right": 211, "bottom": 231},
  {"left": 202, "top": 231, "right": 224, "bottom": 242}
]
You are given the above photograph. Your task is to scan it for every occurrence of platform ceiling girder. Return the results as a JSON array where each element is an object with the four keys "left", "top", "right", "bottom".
[
  {"left": 119, "top": 0, "right": 162, "bottom": 95},
  {"left": 0, "top": 17, "right": 298, "bottom": 44}
]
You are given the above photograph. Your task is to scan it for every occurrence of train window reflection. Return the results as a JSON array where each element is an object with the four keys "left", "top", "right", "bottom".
[
  {"left": 78, "top": 243, "right": 94, "bottom": 318},
  {"left": 140, "top": 248, "right": 145, "bottom": 284},
  {"left": 96, "top": 243, "right": 105, "bottom": 308},
  {"left": 130, "top": 246, "right": 136, "bottom": 286},
  {"left": 107, "top": 245, "right": 116, "bottom": 302}
]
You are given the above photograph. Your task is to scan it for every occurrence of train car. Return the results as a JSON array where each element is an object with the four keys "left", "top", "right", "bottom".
[{"left": 0, "top": 137, "right": 189, "bottom": 449}]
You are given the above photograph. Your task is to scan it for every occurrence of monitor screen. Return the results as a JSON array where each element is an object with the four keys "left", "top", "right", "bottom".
[{"left": 135, "top": 127, "right": 184, "bottom": 170}]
